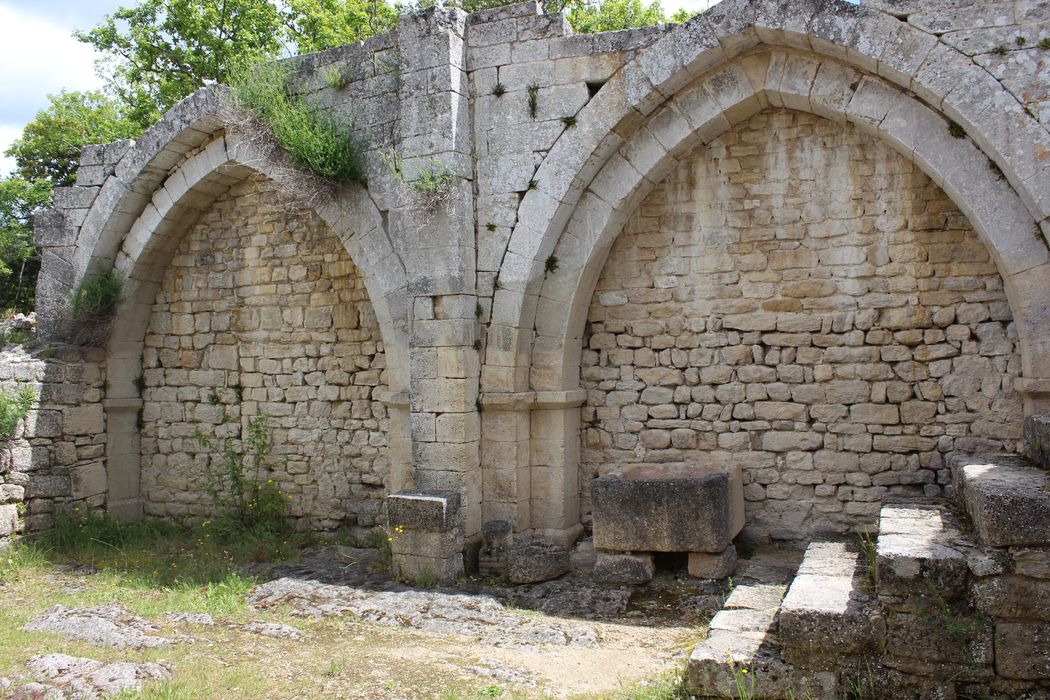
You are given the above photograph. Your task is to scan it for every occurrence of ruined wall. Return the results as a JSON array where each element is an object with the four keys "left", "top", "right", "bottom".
[
  {"left": 140, "top": 175, "right": 389, "bottom": 530},
  {"left": 581, "top": 108, "right": 1024, "bottom": 538},
  {"left": 0, "top": 346, "right": 108, "bottom": 538}
]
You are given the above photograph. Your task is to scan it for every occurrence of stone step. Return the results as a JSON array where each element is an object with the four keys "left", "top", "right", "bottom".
[
  {"left": 778, "top": 541, "right": 883, "bottom": 670},
  {"left": 876, "top": 503, "right": 969, "bottom": 600},
  {"left": 950, "top": 453, "right": 1050, "bottom": 549},
  {"left": 686, "top": 553, "right": 839, "bottom": 698}
]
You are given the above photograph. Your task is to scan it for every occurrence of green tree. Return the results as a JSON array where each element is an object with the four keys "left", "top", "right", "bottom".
[
  {"left": 0, "top": 178, "right": 53, "bottom": 314},
  {"left": 561, "top": 0, "right": 671, "bottom": 33},
  {"left": 75, "top": 0, "right": 286, "bottom": 127},
  {"left": 5, "top": 91, "right": 141, "bottom": 187},
  {"left": 283, "top": 0, "right": 399, "bottom": 53}
]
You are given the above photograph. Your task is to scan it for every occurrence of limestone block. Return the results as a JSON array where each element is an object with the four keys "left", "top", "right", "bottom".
[
  {"left": 995, "top": 622, "right": 1050, "bottom": 680},
  {"left": 876, "top": 505, "right": 968, "bottom": 600},
  {"left": 885, "top": 608, "right": 993, "bottom": 667},
  {"left": 779, "top": 542, "right": 882, "bottom": 668},
  {"left": 69, "top": 462, "right": 108, "bottom": 501},
  {"left": 387, "top": 490, "right": 461, "bottom": 532},
  {"left": 506, "top": 539, "right": 569, "bottom": 583},
  {"left": 393, "top": 552, "right": 463, "bottom": 584},
  {"left": 0, "top": 504, "right": 18, "bottom": 536},
  {"left": 687, "top": 546, "right": 736, "bottom": 580},
  {"left": 971, "top": 576, "right": 1050, "bottom": 622},
  {"left": 592, "top": 463, "right": 744, "bottom": 553},
  {"left": 592, "top": 552, "right": 654, "bottom": 584},
  {"left": 64, "top": 404, "right": 104, "bottom": 436},
  {"left": 954, "top": 455, "right": 1050, "bottom": 548},
  {"left": 1024, "top": 414, "right": 1050, "bottom": 469}
]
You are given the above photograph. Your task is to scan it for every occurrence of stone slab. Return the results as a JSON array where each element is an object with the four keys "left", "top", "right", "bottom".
[
  {"left": 876, "top": 504, "right": 968, "bottom": 599},
  {"left": 952, "top": 454, "right": 1050, "bottom": 548},
  {"left": 995, "top": 622, "right": 1050, "bottom": 680},
  {"left": 591, "top": 462, "right": 744, "bottom": 553},
  {"left": 779, "top": 541, "right": 882, "bottom": 664}
]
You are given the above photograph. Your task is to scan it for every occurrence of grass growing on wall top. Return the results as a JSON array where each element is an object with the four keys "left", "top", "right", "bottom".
[{"left": 228, "top": 60, "right": 367, "bottom": 183}]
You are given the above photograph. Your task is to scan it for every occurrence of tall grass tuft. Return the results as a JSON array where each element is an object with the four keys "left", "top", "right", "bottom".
[
  {"left": 0, "top": 386, "right": 34, "bottom": 440},
  {"left": 228, "top": 60, "right": 367, "bottom": 183},
  {"left": 64, "top": 271, "right": 123, "bottom": 345}
]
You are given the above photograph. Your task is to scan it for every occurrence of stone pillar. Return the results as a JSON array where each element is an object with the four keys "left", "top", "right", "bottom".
[
  {"left": 479, "top": 393, "right": 532, "bottom": 529},
  {"left": 528, "top": 392, "right": 586, "bottom": 548},
  {"left": 385, "top": 8, "right": 481, "bottom": 576},
  {"left": 388, "top": 490, "right": 464, "bottom": 583}
]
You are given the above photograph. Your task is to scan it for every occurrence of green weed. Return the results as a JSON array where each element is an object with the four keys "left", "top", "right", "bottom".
[{"left": 229, "top": 60, "right": 367, "bottom": 183}]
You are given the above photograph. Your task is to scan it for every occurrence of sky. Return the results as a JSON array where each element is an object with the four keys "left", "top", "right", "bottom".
[{"left": 0, "top": 0, "right": 719, "bottom": 178}]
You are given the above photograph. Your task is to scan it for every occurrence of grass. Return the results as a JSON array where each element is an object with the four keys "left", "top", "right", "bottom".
[
  {"left": 229, "top": 60, "right": 367, "bottom": 183},
  {"left": 0, "top": 513, "right": 703, "bottom": 698},
  {"left": 0, "top": 385, "right": 34, "bottom": 440}
]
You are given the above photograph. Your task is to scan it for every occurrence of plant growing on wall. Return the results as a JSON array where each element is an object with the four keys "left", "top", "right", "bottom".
[
  {"left": 0, "top": 386, "right": 34, "bottom": 441},
  {"left": 193, "top": 414, "right": 288, "bottom": 535},
  {"left": 64, "top": 271, "right": 124, "bottom": 346},
  {"left": 381, "top": 149, "right": 458, "bottom": 214},
  {"left": 227, "top": 60, "right": 368, "bottom": 183}
]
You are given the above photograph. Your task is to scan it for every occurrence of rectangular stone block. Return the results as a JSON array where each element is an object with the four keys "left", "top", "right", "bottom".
[
  {"left": 387, "top": 490, "right": 461, "bottom": 532},
  {"left": 780, "top": 542, "right": 883, "bottom": 668},
  {"left": 591, "top": 463, "right": 743, "bottom": 553},
  {"left": 995, "top": 622, "right": 1050, "bottom": 679},
  {"left": 953, "top": 454, "right": 1050, "bottom": 548},
  {"left": 876, "top": 504, "right": 968, "bottom": 599}
]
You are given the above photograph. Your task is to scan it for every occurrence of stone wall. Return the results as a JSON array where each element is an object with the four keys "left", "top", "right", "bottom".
[
  {"left": 0, "top": 346, "right": 107, "bottom": 539},
  {"left": 581, "top": 108, "right": 1024, "bottom": 539},
  {"left": 140, "top": 175, "right": 389, "bottom": 530}
]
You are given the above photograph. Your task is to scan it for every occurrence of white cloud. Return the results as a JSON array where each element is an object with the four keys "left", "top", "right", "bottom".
[{"left": 0, "top": 2, "right": 105, "bottom": 174}]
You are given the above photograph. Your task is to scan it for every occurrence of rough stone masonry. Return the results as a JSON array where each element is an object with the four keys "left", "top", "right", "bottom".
[{"left": 5, "top": 0, "right": 1050, "bottom": 585}]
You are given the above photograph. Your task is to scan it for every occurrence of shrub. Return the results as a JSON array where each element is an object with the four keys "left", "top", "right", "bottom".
[
  {"left": 193, "top": 414, "right": 289, "bottom": 536},
  {"left": 229, "top": 60, "right": 367, "bottom": 183},
  {"left": 0, "top": 386, "right": 34, "bottom": 440},
  {"left": 65, "top": 271, "right": 123, "bottom": 346}
]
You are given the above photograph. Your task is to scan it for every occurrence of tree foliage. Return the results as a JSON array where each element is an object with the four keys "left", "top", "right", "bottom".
[
  {"left": 75, "top": 0, "right": 286, "bottom": 127},
  {"left": 283, "top": 0, "right": 399, "bottom": 54},
  {"left": 4, "top": 91, "right": 141, "bottom": 187},
  {"left": 561, "top": 0, "right": 686, "bottom": 33},
  {"left": 0, "top": 178, "right": 53, "bottom": 314}
]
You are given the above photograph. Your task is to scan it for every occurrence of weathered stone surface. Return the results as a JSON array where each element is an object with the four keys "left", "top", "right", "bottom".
[
  {"left": 687, "top": 546, "right": 737, "bottom": 580},
  {"left": 591, "top": 463, "right": 744, "bottom": 553},
  {"left": 995, "top": 622, "right": 1050, "bottom": 680},
  {"left": 506, "top": 539, "right": 570, "bottom": 584},
  {"left": 1025, "top": 414, "right": 1050, "bottom": 469},
  {"left": 877, "top": 504, "right": 968, "bottom": 599},
  {"left": 240, "top": 620, "right": 303, "bottom": 639},
  {"left": 954, "top": 455, "right": 1050, "bottom": 548},
  {"left": 25, "top": 653, "right": 168, "bottom": 698},
  {"left": 23, "top": 605, "right": 171, "bottom": 648},
  {"left": 971, "top": 575, "right": 1050, "bottom": 622},
  {"left": 248, "top": 577, "right": 598, "bottom": 647},
  {"left": 780, "top": 542, "right": 882, "bottom": 667},
  {"left": 388, "top": 491, "right": 462, "bottom": 532},
  {"left": 592, "top": 552, "right": 654, "bottom": 584},
  {"left": 885, "top": 606, "right": 993, "bottom": 668}
]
